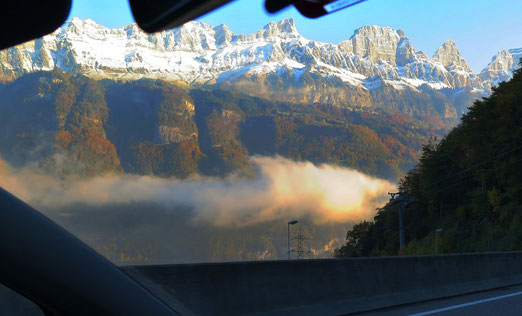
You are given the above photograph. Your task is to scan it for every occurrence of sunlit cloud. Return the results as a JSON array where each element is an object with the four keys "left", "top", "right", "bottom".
[{"left": 0, "top": 156, "right": 395, "bottom": 226}]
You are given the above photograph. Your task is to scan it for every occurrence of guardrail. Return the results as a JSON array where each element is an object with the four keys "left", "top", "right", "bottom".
[{"left": 123, "top": 252, "right": 522, "bottom": 315}]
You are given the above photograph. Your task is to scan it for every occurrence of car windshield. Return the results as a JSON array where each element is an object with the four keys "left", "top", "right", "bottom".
[{"left": 0, "top": 0, "right": 521, "bottom": 266}]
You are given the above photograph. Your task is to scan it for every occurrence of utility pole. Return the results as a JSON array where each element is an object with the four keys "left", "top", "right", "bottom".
[
  {"left": 287, "top": 220, "right": 298, "bottom": 260},
  {"left": 388, "top": 192, "right": 417, "bottom": 249}
]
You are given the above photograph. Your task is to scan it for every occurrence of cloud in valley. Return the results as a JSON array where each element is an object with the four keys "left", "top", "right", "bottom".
[{"left": 0, "top": 156, "right": 395, "bottom": 226}]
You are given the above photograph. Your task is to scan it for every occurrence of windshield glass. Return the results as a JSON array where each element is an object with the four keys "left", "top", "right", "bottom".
[{"left": 0, "top": 0, "right": 521, "bottom": 265}]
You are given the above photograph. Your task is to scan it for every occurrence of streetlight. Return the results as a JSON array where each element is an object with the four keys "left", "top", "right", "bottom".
[
  {"left": 287, "top": 220, "right": 298, "bottom": 260},
  {"left": 435, "top": 228, "right": 443, "bottom": 255}
]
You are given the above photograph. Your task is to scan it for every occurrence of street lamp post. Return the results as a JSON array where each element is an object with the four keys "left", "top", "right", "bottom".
[
  {"left": 287, "top": 220, "right": 298, "bottom": 260},
  {"left": 435, "top": 228, "right": 443, "bottom": 255}
]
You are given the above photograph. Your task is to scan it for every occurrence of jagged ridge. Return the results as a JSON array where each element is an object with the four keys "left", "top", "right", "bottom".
[{"left": 0, "top": 17, "right": 518, "bottom": 92}]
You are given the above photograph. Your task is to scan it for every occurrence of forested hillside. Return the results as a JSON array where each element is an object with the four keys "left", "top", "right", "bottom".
[
  {"left": 0, "top": 70, "right": 451, "bottom": 181},
  {"left": 336, "top": 64, "right": 522, "bottom": 257}
]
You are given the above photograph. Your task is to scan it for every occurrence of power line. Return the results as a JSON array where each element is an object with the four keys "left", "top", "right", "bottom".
[
  {"left": 432, "top": 143, "right": 522, "bottom": 186},
  {"left": 433, "top": 155, "right": 522, "bottom": 194}
]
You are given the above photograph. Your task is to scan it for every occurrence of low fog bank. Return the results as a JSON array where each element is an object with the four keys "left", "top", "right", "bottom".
[
  {"left": 0, "top": 155, "right": 395, "bottom": 226},
  {"left": 0, "top": 155, "right": 395, "bottom": 263}
]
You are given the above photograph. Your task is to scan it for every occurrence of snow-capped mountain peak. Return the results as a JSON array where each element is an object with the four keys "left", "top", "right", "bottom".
[
  {"left": 479, "top": 48, "right": 522, "bottom": 89},
  {"left": 261, "top": 18, "right": 299, "bottom": 38},
  {"left": 0, "top": 18, "right": 519, "bottom": 93},
  {"left": 433, "top": 40, "right": 472, "bottom": 73},
  {"left": 339, "top": 25, "right": 414, "bottom": 66}
]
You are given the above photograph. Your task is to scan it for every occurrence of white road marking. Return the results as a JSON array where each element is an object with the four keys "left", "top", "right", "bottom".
[{"left": 409, "top": 291, "right": 522, "bottom": 315}]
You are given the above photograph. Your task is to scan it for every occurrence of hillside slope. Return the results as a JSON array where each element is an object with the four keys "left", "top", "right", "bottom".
[
  {"left": 336, "top": 62, "right": 522, "bottom": 256},
  {"left": 0, "top": 70, "right": 452, "bottom": 180}
]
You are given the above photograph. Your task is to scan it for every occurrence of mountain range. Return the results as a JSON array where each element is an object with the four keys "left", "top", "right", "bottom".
[
  {"left": 0, "top": 18, "right": 521, "bottom": 263},
  {"left": 1, "top": 18, "right": 520, "bottom": 93},
  {"left": 0, "top": 18, "right": 520, "bottom": 181}
]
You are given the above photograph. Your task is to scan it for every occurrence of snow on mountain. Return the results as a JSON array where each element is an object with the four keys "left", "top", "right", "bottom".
[
  {"left": 433, "top": 40, "right": 472, "bottom": 73},
  {"left": 479, "top": 48, "right": 522, "bottom": 89},
  {"left": 0, "top": 17, "right": 518, "bottom": 92}
]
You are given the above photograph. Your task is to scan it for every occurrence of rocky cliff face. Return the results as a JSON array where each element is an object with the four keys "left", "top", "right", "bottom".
[
  {"left": 1, "top": 18, "right": 518, "bottom": 95},
  {"left": 0, "top": 71, "right": 123, "bottom": 177},
  {"left": 433, "top": 40, "right": 472, "bottom": 72},
  {"left": 0, "top": 70, "right": 456, "bottom": 180},
  {"left": 479, "top": 48, "right": 522, "bottom": 90}
]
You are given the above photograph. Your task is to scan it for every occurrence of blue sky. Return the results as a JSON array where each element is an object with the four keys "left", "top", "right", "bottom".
[{"left": 69, "top": 0, "right": 522, "bottom": 73}]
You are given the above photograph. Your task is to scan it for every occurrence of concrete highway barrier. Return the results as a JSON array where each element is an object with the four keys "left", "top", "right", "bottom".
[{"left": 122, "top": 252, "right": 522, "bottom": 315}]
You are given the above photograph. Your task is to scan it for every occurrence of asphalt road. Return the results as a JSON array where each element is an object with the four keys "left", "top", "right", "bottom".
[{"left": 358, "top": 283, "right": 522, "bottom": 316}]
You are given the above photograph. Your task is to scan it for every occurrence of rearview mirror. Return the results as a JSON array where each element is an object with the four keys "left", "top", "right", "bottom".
[
  {"left": 265, "top": 0, "right": 367, "bottom": 18},
  {"left": 128, "top": 0, "right": 234, "bottom": 33},
  {"left": 0, "top": 0, "right": 71, "bottom": 50},
  {"left": 129, "top": 0, "right": 368, "bottom": 34}
]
